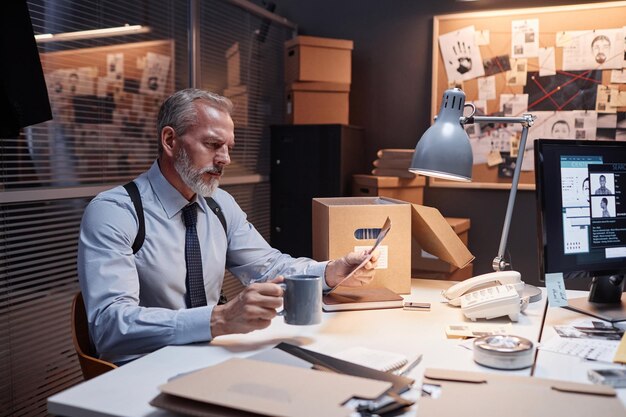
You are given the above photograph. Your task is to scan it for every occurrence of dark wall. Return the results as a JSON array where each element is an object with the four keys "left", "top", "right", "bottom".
[{"left": 273, "top": 0, "right": 615, "bottom": 288}]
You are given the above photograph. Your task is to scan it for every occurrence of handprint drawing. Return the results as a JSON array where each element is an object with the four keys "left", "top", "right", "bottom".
[{"left": 449, "top": 41, "right": 472, "bottom": 74}]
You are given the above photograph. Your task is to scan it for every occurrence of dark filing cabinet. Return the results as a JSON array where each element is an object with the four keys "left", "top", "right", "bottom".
[{"left": 270, "top": 124, "right": 366, "bottom": 258}]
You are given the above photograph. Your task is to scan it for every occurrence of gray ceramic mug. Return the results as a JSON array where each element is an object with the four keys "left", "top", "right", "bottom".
[{"left": 278, "top": 275, "right": 322, "bottom": 325}]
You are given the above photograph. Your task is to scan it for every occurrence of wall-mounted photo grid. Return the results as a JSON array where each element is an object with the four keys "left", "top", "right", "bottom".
[{"left": 432, "top": 2, "right": 626, "bottom": 188}]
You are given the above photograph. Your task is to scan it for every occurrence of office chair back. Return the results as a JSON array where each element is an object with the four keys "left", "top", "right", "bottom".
[{"left": 71, "top": 292, "right": 117, "bottom": 380}]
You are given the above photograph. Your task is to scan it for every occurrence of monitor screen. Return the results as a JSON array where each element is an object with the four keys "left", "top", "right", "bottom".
[{"left": 535, "top": 139, "right": 626, "bottom": 322}]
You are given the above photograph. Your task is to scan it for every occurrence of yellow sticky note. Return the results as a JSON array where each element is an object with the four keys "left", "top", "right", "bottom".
[{"left": 614, "top": 332, "right": 626, "bottom": 364}]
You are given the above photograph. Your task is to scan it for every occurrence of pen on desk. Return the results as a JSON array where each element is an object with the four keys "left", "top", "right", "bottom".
[{"left": 399, "top": 354, "right": 423, "bottom": 376}]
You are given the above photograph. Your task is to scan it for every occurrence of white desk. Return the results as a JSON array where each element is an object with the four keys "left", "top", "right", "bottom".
[
  {"left": 48, "top": 279, "right": 548, "bottom": 417},
  {"left": 533, "top": 288, "right": 626, "bottom": 405}
]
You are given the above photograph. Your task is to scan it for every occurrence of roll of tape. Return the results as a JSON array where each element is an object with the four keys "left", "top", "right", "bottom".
[{"left": 473, "top": 335, "right": 535, "bottom": 370}]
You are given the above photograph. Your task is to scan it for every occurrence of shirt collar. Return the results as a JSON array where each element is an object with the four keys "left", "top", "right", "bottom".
[{"left": 147, "top": 161, "right": 207, "bottom": 219}]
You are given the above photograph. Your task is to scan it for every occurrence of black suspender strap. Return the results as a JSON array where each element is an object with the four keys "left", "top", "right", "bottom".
[
  {"left": 123, "top": 181, "right": 228, "bottom": 254},
  {"left": 205, "top": 197, "right": 227, "bottom": 235},
  {"left": 123, "top": 181, "right": 229, "bottom": 304},
  {"left": 123, "top": 181, "right": 145, "bottom": 255}
]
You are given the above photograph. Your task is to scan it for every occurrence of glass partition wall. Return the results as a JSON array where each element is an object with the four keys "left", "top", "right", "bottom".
[{"left": 0, "top": 1, "right": 294, "bottom": 415}]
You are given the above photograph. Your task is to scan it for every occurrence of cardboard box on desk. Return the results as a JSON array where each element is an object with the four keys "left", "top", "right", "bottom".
[
  {"left": 286, "top": 82, "right": 349, "bottom": 125},
  {"left": 285, "top": 35, "right": 353, "bottom": 85},
  {"left": 312, "top": 197, "right": 474, "bottom": 294},
  {"left": 313, "top": 197, "right": 411, "bottom": 293},
  {"left": 352, "top": 174, "right": 426, "bottom": 205}
]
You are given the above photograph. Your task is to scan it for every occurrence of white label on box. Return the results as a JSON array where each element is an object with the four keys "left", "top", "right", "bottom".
[
  {"left": 354, "top": 245, "right": 388, "bottom": 269},
  {"left": 420, "top": 249, "right": 439, "bottom": 260}
]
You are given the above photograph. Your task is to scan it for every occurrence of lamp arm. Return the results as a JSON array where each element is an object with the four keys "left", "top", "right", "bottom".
[
  {"left": 465, "top": 115, "right": 530, "bottom": 124},
  {"left": 493, "top": 124, "right": 530, "bottom": 271},
  {"left": 460, "top": 113, "right": 535, "bottom": 271}
]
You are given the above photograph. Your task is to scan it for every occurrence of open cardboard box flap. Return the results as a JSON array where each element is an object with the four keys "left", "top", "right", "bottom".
[
  {"left": 411, "top": 204, "right": 474, "bottom": 269},
  {"left": 421, "top": 368, "right": 623, "bottom": 417}
]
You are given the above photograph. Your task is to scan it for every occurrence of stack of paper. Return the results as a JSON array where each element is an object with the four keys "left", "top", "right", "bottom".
[
  {"left": 372, "top": 149, "right": 415, "bottom": 178},
  {"left": 333, "top": 347, "right": 408, "bottom": 372}
]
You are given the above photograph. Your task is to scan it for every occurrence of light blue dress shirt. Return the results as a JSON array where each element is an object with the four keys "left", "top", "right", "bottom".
[{"left": 78, "top": 161, "right": 328, "bottom": 364}]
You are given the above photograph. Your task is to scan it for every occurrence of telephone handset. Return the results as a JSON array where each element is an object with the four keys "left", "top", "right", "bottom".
[{"left": 442, "top": 270, "right": 525, "bottom": 307}]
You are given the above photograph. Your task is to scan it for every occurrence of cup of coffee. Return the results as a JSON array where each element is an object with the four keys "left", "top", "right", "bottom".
[{"left": 278, "top": 275, "right": 322, "bottom": 325}]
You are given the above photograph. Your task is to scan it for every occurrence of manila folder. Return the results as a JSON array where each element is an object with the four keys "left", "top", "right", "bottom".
[
  {"left": 155, "top": 357, "right": 391, "bottom": 417},
  {"left": 419, "top": 368, "right": 624, "bottom": 417}
]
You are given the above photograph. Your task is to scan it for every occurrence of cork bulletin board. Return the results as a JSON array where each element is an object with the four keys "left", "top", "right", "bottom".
[
  {"left": 38, "top": 40, "right": 174, "bottom": 179},
  {"left": 430, "top": 1, "right": 626, "bottom": 190}
]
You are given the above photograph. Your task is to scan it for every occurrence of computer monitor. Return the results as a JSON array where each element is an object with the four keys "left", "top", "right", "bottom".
[{"left": 535, "top": 139, "right": 626, "bottom": 322}]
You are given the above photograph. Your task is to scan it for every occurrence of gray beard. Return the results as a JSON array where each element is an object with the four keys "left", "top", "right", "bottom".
[{"left": 174, "top": 147, "right": 220, "bottom": 197}]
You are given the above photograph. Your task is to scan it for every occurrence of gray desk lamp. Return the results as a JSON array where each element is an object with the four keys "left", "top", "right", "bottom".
[{"left": 411, "top": 88, "right": 539, "bottom": 297}]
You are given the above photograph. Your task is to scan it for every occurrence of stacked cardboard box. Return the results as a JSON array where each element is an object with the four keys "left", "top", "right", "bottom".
[
  {"left": 224, "top": 42, "right": 248, "bottom": 127},
  {"left": 352, "top": 174, "right": 426, "bottom": 205},
  {"left": 284, "top": 36, "right": 353, "bottom": 124}
]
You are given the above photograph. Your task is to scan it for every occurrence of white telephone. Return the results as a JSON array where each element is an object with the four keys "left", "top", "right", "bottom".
[{"left": 441, "top": 271, "right": 527, "bottom": 322}]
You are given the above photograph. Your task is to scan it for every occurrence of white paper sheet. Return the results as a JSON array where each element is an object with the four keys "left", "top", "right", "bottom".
[
  {"left": 506, "top": 59, "right": 527, "bottom": 86},
  {"left": 511, "top": 19, "right": 539, "bottom": 58},
  {"left": 538, "top": 47, "right": 556, "bottom": 77},
  {"left": 478, "top": 75, "right": 496, "bottom": 100},
  {"left": 139, "top": 52, "right": 171, "bottom": 96},
  {"left": 611, "top": 69, "right": 626, "bottom": 83},
  {"left": 562, "top": 29, "right": 625, "bottom": 71},
  {"left": 539, "top": 335, "right": 620, "bottom": 363},
  {"left": 439, "top": 25, "right": 485, "bottom": 82},
  {"left": 596, "top": 84, "right": 619, "bottom": 113},
  {"left": 106, "top": 53, "right": 124, "bottom": 81},
  {"left": 499, "top": 94, "right": 528, "bottom": 117}
]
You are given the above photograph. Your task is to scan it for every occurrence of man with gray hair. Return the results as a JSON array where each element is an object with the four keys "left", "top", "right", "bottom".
[{"left": 78, "top": 89, "right": 378, "bottom": 365}]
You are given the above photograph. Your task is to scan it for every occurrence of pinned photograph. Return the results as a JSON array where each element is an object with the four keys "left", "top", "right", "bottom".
[{"left": 483, "top": 54, "right": 511, "bottom": 76}]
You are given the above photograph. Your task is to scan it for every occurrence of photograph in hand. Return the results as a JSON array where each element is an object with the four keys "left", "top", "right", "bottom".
[{"left": 328, "top": 217, "right": 391, "bottom": 293}]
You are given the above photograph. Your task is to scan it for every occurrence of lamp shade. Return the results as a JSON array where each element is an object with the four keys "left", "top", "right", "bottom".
[{"left": 410, "top": 88, "right": 473, "bottom": 181}]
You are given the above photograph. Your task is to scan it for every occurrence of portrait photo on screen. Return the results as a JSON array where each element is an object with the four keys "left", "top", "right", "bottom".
[
  {"left": 591, "top": 195, "right": 616, "bottom": 218},
  {"left": 591, "top": 172, "right": 615, "bottom": 195}
]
